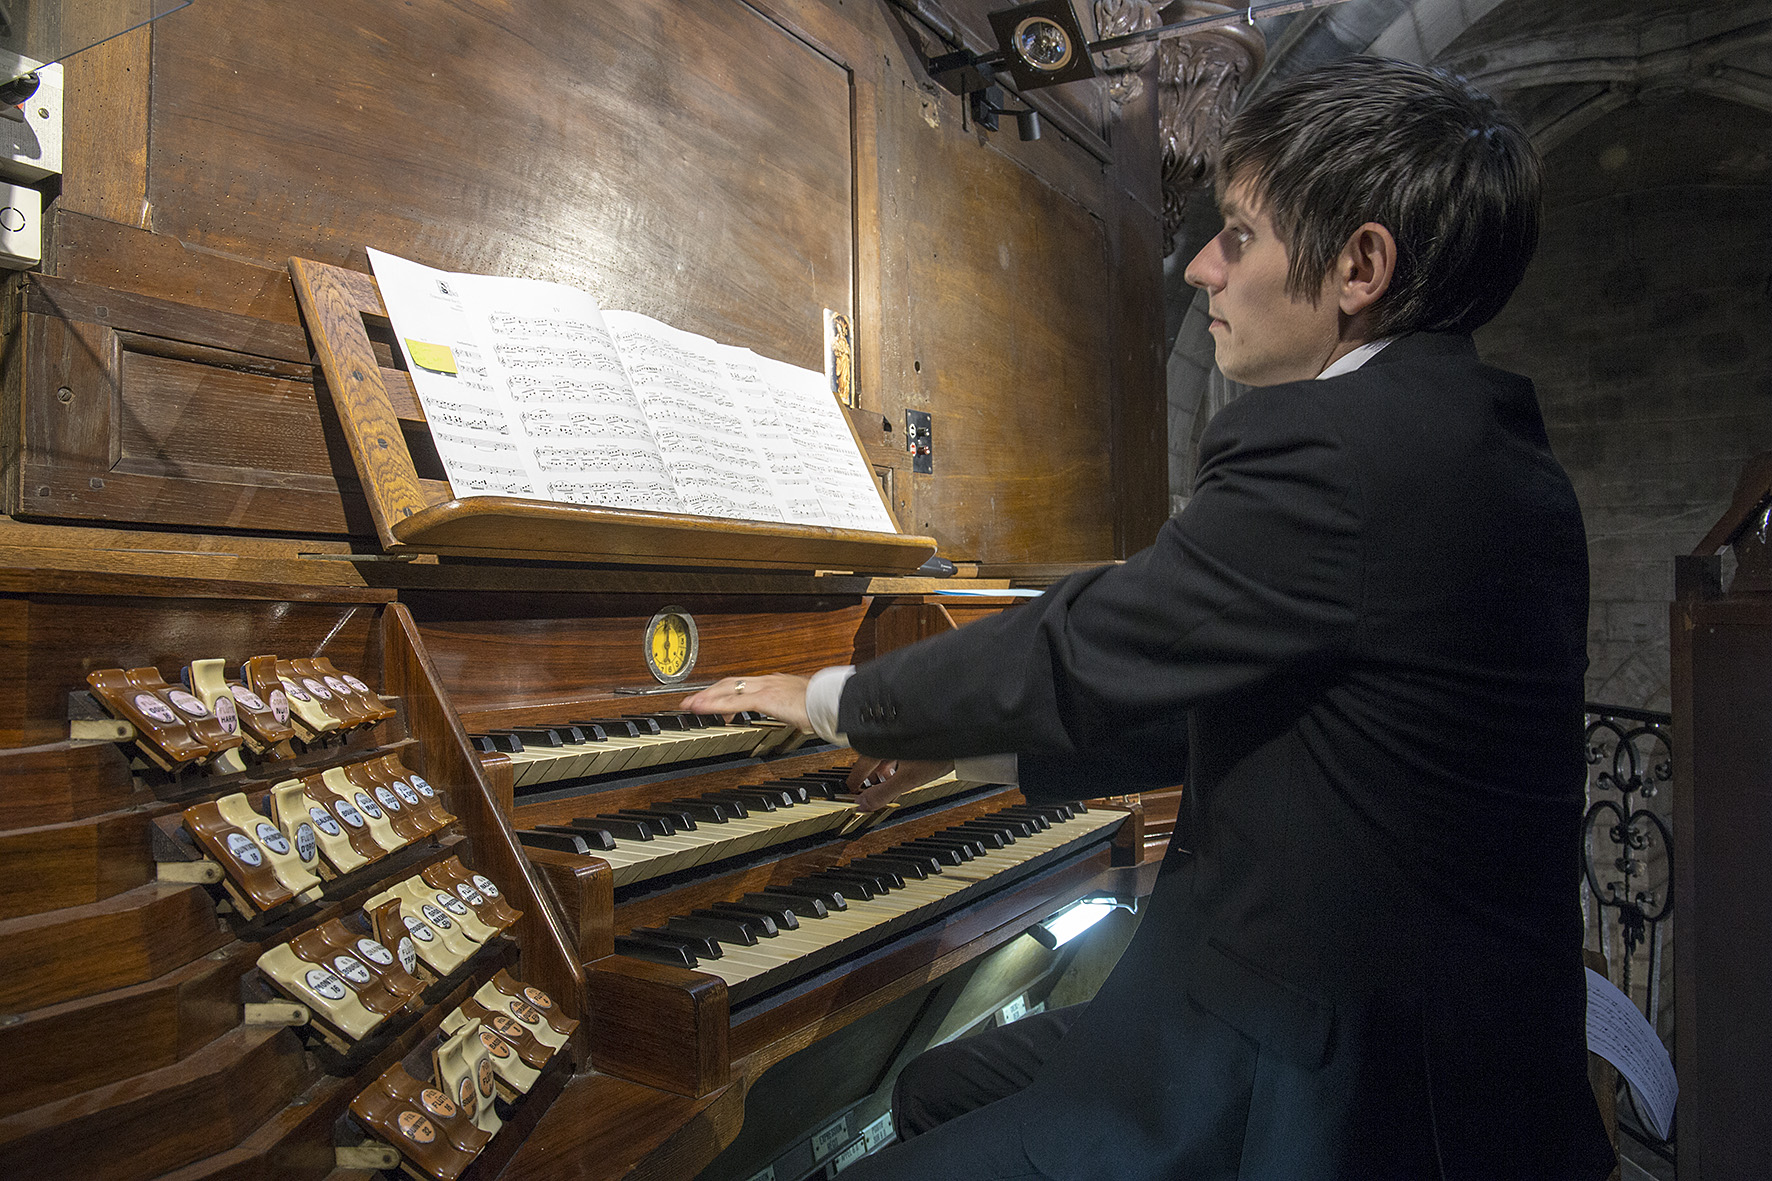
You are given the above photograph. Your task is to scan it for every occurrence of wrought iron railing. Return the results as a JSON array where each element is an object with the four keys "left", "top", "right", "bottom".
[{"left": 1581, "top": 701, "right": 1673, "bottom": 1024}]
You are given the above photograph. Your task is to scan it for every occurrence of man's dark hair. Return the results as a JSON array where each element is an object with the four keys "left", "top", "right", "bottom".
[{"left": 1217, "top": 56, "right": 1542, "bottom": 336}]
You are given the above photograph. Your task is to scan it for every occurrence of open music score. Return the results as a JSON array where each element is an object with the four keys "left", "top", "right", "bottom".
[{"left": 367, "top": 248, "right": 898, "bottom": 534}]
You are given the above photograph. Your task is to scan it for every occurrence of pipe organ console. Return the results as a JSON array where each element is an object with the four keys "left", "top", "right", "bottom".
[
  {"left": 0, "top": 1, "right": 1170, "bottom": 1175},
  {"left": 0, "top": 582, "right": 1151, "bottom": 1180}
]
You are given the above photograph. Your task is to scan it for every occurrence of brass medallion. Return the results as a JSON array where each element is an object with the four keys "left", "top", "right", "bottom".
[{"left": 644, "top": 606, "right": 698, "bottom": 684}]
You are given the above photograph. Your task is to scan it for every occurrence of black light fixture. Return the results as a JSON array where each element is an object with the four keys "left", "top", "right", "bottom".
[
  {"left": 969, "top": 85, "right": 1042, "bottom": 140},
  {"left": 986, "top": 0, "right": 1097, "bottom": 93},
  {"left": 925, "top": 0, "right": 1355, "bottom": 110}
]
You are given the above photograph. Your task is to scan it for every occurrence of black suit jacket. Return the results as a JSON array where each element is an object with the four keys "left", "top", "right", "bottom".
[{"left": 841, "top": 333, "right": 1613, "bottom": 1179}]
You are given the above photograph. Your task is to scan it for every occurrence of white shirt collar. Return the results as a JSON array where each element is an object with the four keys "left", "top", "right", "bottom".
[{"left": 1316, "top": 337, "right": 1395, "bottom": 380}]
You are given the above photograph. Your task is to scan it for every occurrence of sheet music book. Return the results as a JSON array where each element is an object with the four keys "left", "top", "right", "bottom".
[
  {"left": 1585, "top": 967, "right": 1677, "bottom": 1140},
  {"left": 366, "top": 248, "right": 898, "bottom": 534}
]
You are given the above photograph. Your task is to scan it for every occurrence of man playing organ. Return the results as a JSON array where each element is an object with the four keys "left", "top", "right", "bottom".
[{"left": 686, "top": 56, "right": 1615, "bottom": 1181}]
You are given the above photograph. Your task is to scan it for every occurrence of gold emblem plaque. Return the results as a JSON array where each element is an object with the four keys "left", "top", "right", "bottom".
[{"left": 644, "top": 606, "right": 698, "bottom": 684}]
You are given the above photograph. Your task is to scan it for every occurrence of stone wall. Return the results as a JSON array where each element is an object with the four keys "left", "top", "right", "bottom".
[{"left": 1476, "top": 92, "right": 1772, "bottom": 711}]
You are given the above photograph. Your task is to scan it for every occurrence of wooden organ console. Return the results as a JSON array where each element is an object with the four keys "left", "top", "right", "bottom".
[
  {"left": 0, "top": 577, "right": 1154, "bottom": 1180},
  {"left": 0, "top": 0, "right": 1172, "bottom": 1176}
]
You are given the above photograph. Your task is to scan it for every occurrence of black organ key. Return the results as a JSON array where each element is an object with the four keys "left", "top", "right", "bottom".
[
  {"left": 805, "top": 871, "right": 874, "bottom": 900},
  {"left": 896, "top": 840, "right": 967, "bottom": 865},
  {"left": 852, "top": 854, "right": 930, "bottom": 881},
  {"left": 731, "top": 895, "right": 803, "bottom": 928},
  {"left": 704, "top": 903, "right": 781, "bottom": 936},
  {"left": 998, "top": 807, "right": 1051, "bottom": 831},
  {"left": 615, "top": 934, "right": 697, "bottom": 967},
  {"left": 621, "top": 717, "right": 664, "bottom": 735},
  {"left": 669, "top": 914, "right": 758, "bottom": 946},
  {"left": 628, "top": 805, "right": 698, "bottom": 831},
  {"left": 757, "top": 889, "right": 828, "bottom": 918},
  {"left": 969, "top": 815, "right": 1035, "bottom": 839},
  {"left": 731, "top": 785, "right": 799, "bottom": 807},
  {"left": 481, "top": 731, "right": 526, "bottom": 752},
  {"left": 577, "top": 815, "right": 654, "bottom": 842},
  {"left": 870, "top": 848, "right": 943, "bottom": 875},
  {"left": 582, "top": 719, "right": 641, "bottom": 738},
  {"left": 611, "top": 809, "right": 677, "bottom": 837},
  {"left": 626, "top": 926, "right": 722, "bottom": 959},
  {"left": 705, "top": 789, "right": 776, "bottom": 813},
  {"left": 565, "top": 722, "right": 610, "bottom": 741},
  {"left": 731, "top": 710, "right": 769, "bottom": 724},
  {"left": 821, "top": 867, "right": 896, "bottom": 895},
  {"left": 510, "top": 727, "right": 568, "bottom": 746},
  {"left": 777, "top": 880, "right": 849, "bottom": 909},
  {"left": 946, "top": 825, "right": 1007, "bottom": 850},
  {"left": 518, "top": 829, "right": 593, "bottom": 854},
  {"left": 670, "top": 797, "right": 738, "bottom": 822},
  {"left": 844, "top": 859, "right": 906, "bottom": 889},
  {"left": 532, "top": 822, "right": 618, "bottom": 850},
  {"left": 761, "top": 781, "right": 813, "bottom": 804},
  {"left": 935, "top": 832, "right": 992, "bottom": 856}
]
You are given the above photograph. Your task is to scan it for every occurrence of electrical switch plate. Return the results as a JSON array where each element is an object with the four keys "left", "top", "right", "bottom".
[
  {"left": 0, "top": 181, "right": 40, "bottom": 269},
  {"left": 906, "top": 409, "right": 933, "bottom": 474}
]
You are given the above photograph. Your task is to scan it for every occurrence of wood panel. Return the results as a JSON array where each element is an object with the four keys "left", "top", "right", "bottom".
[
  {"left": 0, "top": 883, "right": 228, "bottom": 1012},
  {"left": 0, "top": 947, "right": 249, "bottom": 1119},
  {"left": 887, "top": 116, "right": 1119, "bottom": 562},
  {"left": 144, "top": 0, "right": 853, "bottom": 371},
  {"left": 401, "top": 591, "right": 876, "bottom": 717},
  {"left": 0, "top": 1024, "right": 312, "bottom": 1181},
  {"left": 0, "top": 812, "right": 155, "bottom": 920},
  {"left": 11, "top": 277, "right": 379, "bottom": 536},
  {"left": 40, "top": 0, "right": 1164, "bottom": 568}
]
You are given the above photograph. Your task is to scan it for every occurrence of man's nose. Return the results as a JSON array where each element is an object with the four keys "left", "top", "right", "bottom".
[{"left": 1184, "top": 238, "right": 1221, "bottom": 291}]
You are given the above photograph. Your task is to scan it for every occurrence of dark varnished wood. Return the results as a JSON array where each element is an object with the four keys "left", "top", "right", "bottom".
[
  {"left": 43, "top": 0, "right": 1162, "bottom": 568},
  {"left": 0, "top": 738, "right": 146, "bottom": 826},
  {"left": 497, "top": 1072, "right": 745, "bottom": 1181},
  {"left": 1671, "top": 521, "right": 1772, "bottom": 1178},
  {"left": 0, "top": 1024, "right": 312, "bottom": 1181},
  {"left": 287, "top": 256, "right": 429, "bottom": 544},
  {"left": 0, "top": 883, "right": 228, "bottom": 1013},
  {"left": 0, "top": 811, "right": 155, "bottom": 920},
  {"left": 404, "top": 592, "right": 878, "bottom": 721},
  {"left": 526, "top": 848, "right": 617, "bottom": 964},
  {"left": 588, "top": 957, "right": 731, "bottom": 1098},
  {"left": 0, "top": 946, "right": 250, "bottom": 1119},
  {"left": 0, "top": 588, "right": 386, "bottom": 746}
]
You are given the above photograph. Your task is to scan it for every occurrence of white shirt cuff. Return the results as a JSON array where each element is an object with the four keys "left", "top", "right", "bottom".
[
  {"left": 955, "top": 753, "right": 1019, "bottom": 786},
  {"left": 805, "top": 665, "right": 855, "bottom": 746}
]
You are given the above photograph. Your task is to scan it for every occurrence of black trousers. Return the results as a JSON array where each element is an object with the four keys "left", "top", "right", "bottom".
[
  {"left": 827, "top": 1006, "right": 1084, "bottom": 1181},
  {"left": 892, "top": 1005, "right": 1085, "bottom": 1140}
]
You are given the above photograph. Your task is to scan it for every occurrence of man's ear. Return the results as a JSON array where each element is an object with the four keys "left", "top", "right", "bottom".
[{"left": 1336, "top": 222, "right": 1396, "bottom": 317}]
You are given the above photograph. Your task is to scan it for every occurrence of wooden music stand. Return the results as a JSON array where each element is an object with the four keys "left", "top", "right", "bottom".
[{"left": 287, "top": 258, "right": 936, "bottom": 573}]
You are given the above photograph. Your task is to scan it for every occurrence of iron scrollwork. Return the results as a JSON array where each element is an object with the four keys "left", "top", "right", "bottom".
[{"left": 1582, "top": 704, "right": 1672, "bottom": 1017}]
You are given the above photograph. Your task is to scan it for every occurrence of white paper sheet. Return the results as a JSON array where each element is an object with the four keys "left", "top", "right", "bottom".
[
  {"left": 603, "top": 311, "right": 791, "bottom": 523},
  {"left": 743, "top": 351, "right": 899, "bottom": 534},
  {"left": 1585, "top": 967, "right": 1677, "bottom": 1140},
  {"left": 366, "top": 248, "right": 897, "bottom": 535},
  {"left": 369, "top": 249, "right": 682, "bottom": 514}
]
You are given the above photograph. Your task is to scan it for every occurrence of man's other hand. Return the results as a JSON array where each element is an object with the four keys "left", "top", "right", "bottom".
[
  {"left": 681, "top": 674, "right": 811, "bottom": 732},
  {"left": 848, "top": 757, "right": 954, "bottom": 811}
]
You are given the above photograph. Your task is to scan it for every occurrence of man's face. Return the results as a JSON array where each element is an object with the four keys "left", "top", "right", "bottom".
[{"left": 1184, "top": 181, "right": 1343, "bottom": 387}]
